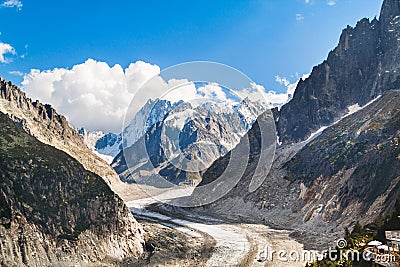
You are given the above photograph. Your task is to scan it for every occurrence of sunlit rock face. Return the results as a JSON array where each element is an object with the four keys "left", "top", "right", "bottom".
[{"left": 0, "top": 111, "right": 144, "bottom": 266}]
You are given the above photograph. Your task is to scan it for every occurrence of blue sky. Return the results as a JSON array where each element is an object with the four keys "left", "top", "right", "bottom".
[{"left": 0, "top": 0, "right": 383, "bottom": 93}]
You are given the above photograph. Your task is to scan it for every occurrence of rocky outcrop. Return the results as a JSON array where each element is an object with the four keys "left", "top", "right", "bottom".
[
  {"left": 277, "top": 0, "right": 400, "bottom": 144},
  {"left": 0, "top": 112, "right": 144, "bottom": 266},
  {"left": 284, "top": 90, "right": 400, "bottom": 225},
  {"left": 0, "top": 77, "right": 121, "bottom": 188}
]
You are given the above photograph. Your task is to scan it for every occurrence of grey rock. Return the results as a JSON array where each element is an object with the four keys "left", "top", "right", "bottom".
[
  {"left": 277, "top": 0, "right": 400, "bottom": 144},
  {"left": 0, "top": 78, "right": 122, "bottom": 188},
  {"left": 0, "top": 112, "right": 144, "bottom": 266}
]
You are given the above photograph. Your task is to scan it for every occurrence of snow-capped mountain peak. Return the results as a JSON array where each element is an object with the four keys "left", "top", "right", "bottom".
[{"left": 81, "top": 97, "right": 266, "bottom": 170}]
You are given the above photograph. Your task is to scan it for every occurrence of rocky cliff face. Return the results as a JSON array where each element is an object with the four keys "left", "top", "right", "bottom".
[
  {"left": 284, "top": 90, "right": 400, "bottom": 225},
  {"left": 277, "top": 0, "right": 400, "bottom": 144},
  {"left": 0, "top": 112, "right": 144, "bottom": 266},
  {"left": 0, "top": 77, "right": 121, "bottom": 189}
]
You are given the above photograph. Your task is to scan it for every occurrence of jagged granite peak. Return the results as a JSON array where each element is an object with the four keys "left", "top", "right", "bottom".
[
  {"left": 0, "top": 78, "right": 121, "bottom": 188},
  {"left": 380, "top": 0, "right": 400, "bottom": 27},
  {"left": 277, "top": 0, "right": 400, "bottom": 144},
  {"left": 233, "top": 96, "right": 264, "bottom": 130},
  {"left": 122, "top": 98, "right": 177, "bottom": 149},
  {"left": 86, "top": 98, "right": 177, "bottom": 162},
  {"left": 0, "top": 112, "right": 143, "bottom": 266}
]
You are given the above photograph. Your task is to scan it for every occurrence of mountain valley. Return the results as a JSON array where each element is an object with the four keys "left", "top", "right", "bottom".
[{"left": 1, "top": 0, "right": 400, "bottom": 266}]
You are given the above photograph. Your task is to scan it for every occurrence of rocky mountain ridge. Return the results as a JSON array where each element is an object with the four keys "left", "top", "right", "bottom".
[
  {"left": 0, "top": 112, "right": 144, "bottom": 266},
  {"left": 0, "top": 77, "right": 121, "bottom": 189},
  {"left": 277, "top": 0, "right": 400, "bottom": 144},
  {"left": 112, "top": 98, "right": 263, "bottom": 186},
  {"left": 81, "top": 99, "right": 177, "bottom": 163},
  {"left": 86, "top": 97, "right": 263, "bottom": 168}
]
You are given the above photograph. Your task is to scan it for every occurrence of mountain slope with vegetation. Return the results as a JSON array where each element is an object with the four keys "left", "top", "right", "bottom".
[
  {"left": 0, "top": 77, "right": 121, "bottom": 188},
  {"left": 0, "top": 112, "right": 144, "bottom": 266}
]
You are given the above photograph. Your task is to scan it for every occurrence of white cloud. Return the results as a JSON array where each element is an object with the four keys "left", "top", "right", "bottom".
[
  {"left": 327, "top": 0, "right": 336, "bottom": 6},
  {"left": 305, "top": 0, "right": 310, "bottom": 3},
  {"left": 248, "top": 83, "right": 289, "bottom": 107},
  {"left": 22, "top": 59, "right": 160, "bottom": 132},
  {"left": 125, "top": 61, "right": 160, "bottom": 94},
  {"left": 247, "top": 73, "right": 311, "bottom": 108},
  {"left": 125, "top": 77, "right": 234, "bottom": 121},
  {"left": 0, "top": 42, "right": 16, "bottom": 63},
  {"left": 9, "top": 70, "right": 23, "bottom": 76},
  {"left": 1, "top": 0, "right": 22, "bottom": 10},
  {"left": 296, "top": 14, "right": 305, "bottom": 21},
  {"left": 161, "top": 79, "right": 198, "bottom": 103},
  {"left": 197, "top": 83, "right": 228, "bottom": 102},
  {"left": 275, "top": 75, "right": 298, "bottom": 97},
  {"left": 275, "top": 76, "right": 290, "bottom": 87},
  {"left": 138, "top": 78, "right": 231, "bottom": 109}
]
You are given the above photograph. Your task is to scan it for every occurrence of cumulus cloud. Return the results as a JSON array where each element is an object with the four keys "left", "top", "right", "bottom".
[
  {"left": 275, "top": 75, "right": 297, "bottom": 97},
  {"left": 22, "top": 59, "right": 160, "bottom": 132},
  {"left": 0, "top": 42, "right": 16, "bottom": 63},
  {"left": 247, "top": 83, "right": 286, "bottom": 106},
  {"left": 125, "top": 61, "right": 160, "bottom": 94},
  {"left": 127, "top": 77, "right": 232, "bottom": 117},
  {"left": 161, "top": 79, "right": 198, "bottom": 103},
  {"left": 275, "top": 76, "right": 290, "bottom": 87},
  {"left": 296, "top": 14, "right": 304, "bottom": 21},
  {"left": 1, "top": 0, "right": 22, "bottom": 10},
  {"left": 125, "top": 77, "right": 236, "bottom": 123}
]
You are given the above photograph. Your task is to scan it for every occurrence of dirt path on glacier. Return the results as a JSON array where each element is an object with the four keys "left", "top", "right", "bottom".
[{"left": 125, "top": 189, "right": 307, "bottom": 267}]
